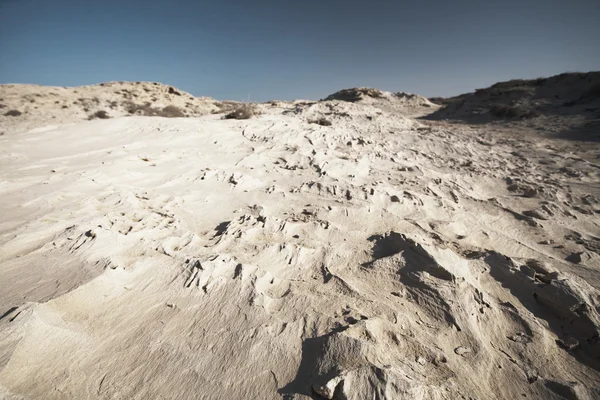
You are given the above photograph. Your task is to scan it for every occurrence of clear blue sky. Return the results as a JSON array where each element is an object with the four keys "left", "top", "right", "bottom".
[{"left": 1, "top": 0, "right": 599, "bottom": 101}]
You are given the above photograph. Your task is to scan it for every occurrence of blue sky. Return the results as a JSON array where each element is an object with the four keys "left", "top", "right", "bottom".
[{"left": 0, "top": 0, "right": 599, "bottom": 101}]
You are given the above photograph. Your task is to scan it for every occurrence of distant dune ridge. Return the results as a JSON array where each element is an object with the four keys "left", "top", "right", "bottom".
[
  {"left": 1, "top": 72, "right": 600, "bottom": 399},
  {"left": 426, "top": 72, "right": 600, "bottom": 141},
  {"left": 0, "top": 81, "right": 260, "bottom": 133},
  {"left": 2, "top": 72, "right": 599, "bottom": 139}
]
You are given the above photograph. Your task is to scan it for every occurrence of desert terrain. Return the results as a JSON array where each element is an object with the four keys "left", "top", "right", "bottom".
[{"left": 0, "top": 73, "right": 599, "bottom": 399}]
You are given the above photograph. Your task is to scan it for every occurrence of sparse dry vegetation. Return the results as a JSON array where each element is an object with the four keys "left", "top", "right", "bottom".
[
  {"left": 213, "top": 101, "right": 239, "bottom": 114},
  {"left": 160, "top": 105, "right": 185, "bottom": 118},
  {"left": 124, "top": 101, "right": 157, "bottom": 116},
  {"left": 325, "top": 87, "right": 385, "bottom": 102},
  {"left": 123, "top": 101, "right": 186, "bottom": 118},
  {"left": 4, "top": 109, "right": 22, "bottom": 117},
  {"left": 334, "top": 111, "right": 350, "bottom": 118},
  {"left": 223, "top": 104, "right": 259, "bottom": 120},
  {"left": 428, "top": 97, "right": 446, "bottom": 105},
  {"left": 582, "top": 83, "right": 600, "bottom": 100},
  {"left": 88, "top": 110, "right": 110, "bottom": 120},
  {"left": 308, "top": 117, "right": 332, "bottom": 126},
  {"left": 489, "top": 104, "right": 538, "bottom": 119}
]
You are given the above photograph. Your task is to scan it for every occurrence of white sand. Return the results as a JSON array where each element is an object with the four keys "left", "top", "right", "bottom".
[{"left": 0, "top": 82, "right": 599, "bottom": 399}]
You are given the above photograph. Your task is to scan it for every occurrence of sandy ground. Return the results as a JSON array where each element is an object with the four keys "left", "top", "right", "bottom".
[{"left": 1, "top": 82, "right": 600, "bottom": 399}]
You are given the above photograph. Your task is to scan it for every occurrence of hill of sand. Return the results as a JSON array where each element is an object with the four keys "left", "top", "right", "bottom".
[
  {"left": 0, "top": 81, "right": 228, "bottom": 134},
  {"left": 324, "top": 87, "right": 438, "bottom": 117},
  {"left": 426, "top": 72, "right": 600, "bottom": 141},
  {"left": 1, "top": 74, "right": 600, "bottom": 399}
]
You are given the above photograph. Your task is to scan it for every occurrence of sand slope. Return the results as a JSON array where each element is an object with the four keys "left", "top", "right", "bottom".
[
  {"left": 1, "top": 81, "right": 600, "bottom": 399},
  {"left": 0, "top": 82, "right": 222, "bottom": 134},
  {"left": 426, "top": 72, "right": 600, "bottom": 141}
]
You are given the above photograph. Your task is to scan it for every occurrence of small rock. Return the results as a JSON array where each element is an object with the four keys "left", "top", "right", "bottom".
[
  {"left": 523, "top": 188, "right": 538, "bottom": 198},
  {"left": 454, "top": 346, "right": 472, "bottom": 356},
  {"left": 416, "top": 356, "right": 427, "bottom": 365},
  {"left": 524, "top": 367, "right": 539, "bottom": 383},
  {"left": 557, "top": 337, "right": 579, "bottom": 351},
  {"left": 313, "top": 375, "right": 343, "bottom": 399},
  {"left": 432, "top": 354, "right": 447, "bottom": 366},
  {"left": 520, "top": 265, "right": 536, "bottom": 278},
  {"left": 508, "top": 332, "right": 531, "bottom": 343},
  {"left": 536, "top": 271, "right": 559, "bottom": 284},
  {"left": 523, "top": 209, "right": 548, "bottom": 220},
  {"left": 525, "top": 260, "right": 553, "bottom": 275},
  {"left": 543, "top": 379, "right": 589, "bottom": 400},
  {"left": 581, "top": 194, "right": 598, "bottom": 206},
  {"left": 565, "top": 252, "right": 590, "bottom": 264},
  {"left": 390, "top": 195, "right": 400, "bottom": 202},
  {"left": 524, "top": 217, "right": 542, "bottom": 227}
]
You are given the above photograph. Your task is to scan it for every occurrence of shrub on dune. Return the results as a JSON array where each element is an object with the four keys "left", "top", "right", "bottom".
[
  {"left": 308, "top": 117, "right": 332, "bottom": 126},
  {"left": 4, "top": 109, "right": 22, "bottom": 117},
  {"left": 489, "top": 104, "right": 537, "bottom": 119},
  {"left": 160, "top": 105, "right": 185, "bottom": 118},
  {"left": 88, "top": 110, "right": 110, "bottom": 120},
  {"left": 224, "top": 104, "right": 259, "bottom": 120}
]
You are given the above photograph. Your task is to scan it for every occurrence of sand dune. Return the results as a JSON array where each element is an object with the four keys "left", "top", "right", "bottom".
[
  {"left": 426, "top": 71, "right": 600, "bottom": 141},
  {"left": 1, "top": 75, "right": 599, "bottom": 399}
]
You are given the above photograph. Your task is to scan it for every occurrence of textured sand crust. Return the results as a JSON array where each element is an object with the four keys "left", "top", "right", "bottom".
[{"left": 0, "top": 81, "right": 599, "bottom": 399}]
